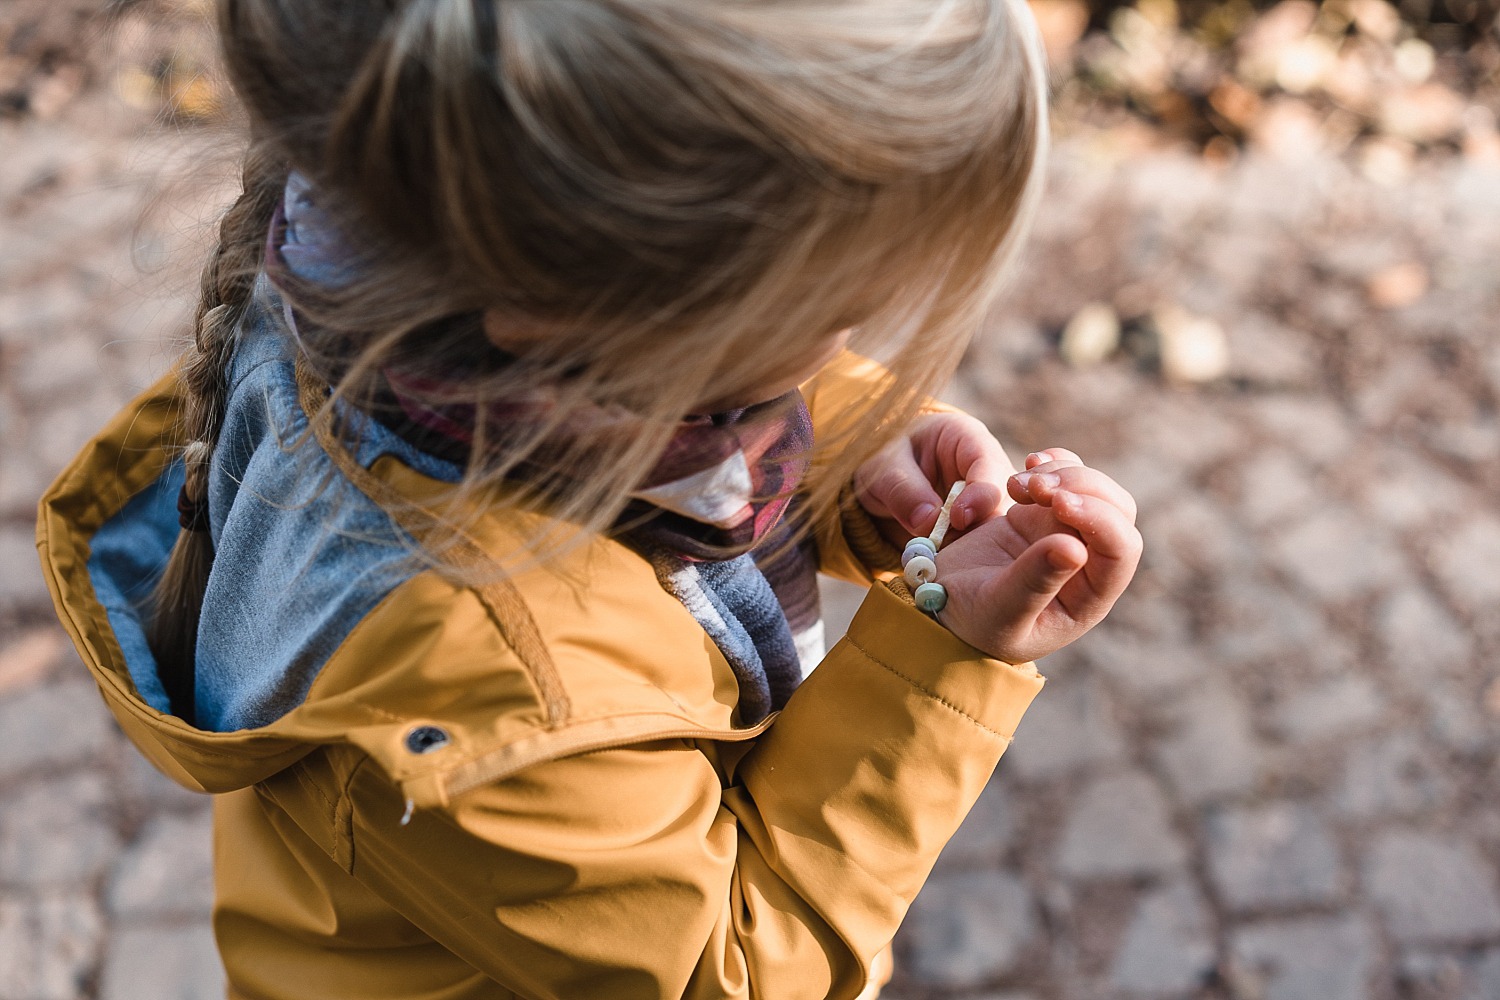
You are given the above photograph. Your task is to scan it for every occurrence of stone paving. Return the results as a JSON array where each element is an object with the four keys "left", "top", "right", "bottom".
[
  {"left": 5, "top": 10, "right": 1500, "bottom": 1000},
  {"left": 868, "top": 137, "right": 1500, "bottom": 999}
]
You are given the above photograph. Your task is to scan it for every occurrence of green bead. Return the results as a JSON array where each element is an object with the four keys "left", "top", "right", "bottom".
[{"left": 914, "top": 582, "right": 947, "bottom": 613}]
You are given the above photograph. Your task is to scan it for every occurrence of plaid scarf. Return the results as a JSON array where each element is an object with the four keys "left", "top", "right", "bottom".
[{"left": 268, "top": 175, "right": 821, "bottom": 721}]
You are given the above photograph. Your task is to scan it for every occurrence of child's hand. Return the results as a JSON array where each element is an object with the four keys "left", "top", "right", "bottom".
[
  {"left": 854, "top": 412, "right": 1016, "bottom": 547},
  {"left": 933, "top": 449, "right": 1141, "bottom": 664}
]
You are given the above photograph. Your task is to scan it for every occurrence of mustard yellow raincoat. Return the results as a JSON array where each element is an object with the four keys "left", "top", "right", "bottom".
[{"left": 38, "top": 331, "right": 1043, "bottom": 999}]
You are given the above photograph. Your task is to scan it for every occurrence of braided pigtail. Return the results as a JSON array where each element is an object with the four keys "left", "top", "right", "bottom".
[{"left": 148, "top": 143, "right": 285, "bottom": 724}]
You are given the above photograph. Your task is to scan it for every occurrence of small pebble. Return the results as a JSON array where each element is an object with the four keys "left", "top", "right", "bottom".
[{"left": 1059, "top": 302, "right": 1121, "bottom": 367}]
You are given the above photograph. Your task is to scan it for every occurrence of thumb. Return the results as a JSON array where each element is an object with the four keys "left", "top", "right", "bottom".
[
  {"left": 860, "top": 448, "right": 945, "bottom": 535},
  {"left": 984, "top": 533, "right": 1087, "bottom": 628}
]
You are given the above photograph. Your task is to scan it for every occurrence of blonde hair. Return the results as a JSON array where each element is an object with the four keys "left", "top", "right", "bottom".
[{"left": 150, "top": 0, "right": 1049, "bottom": 684}]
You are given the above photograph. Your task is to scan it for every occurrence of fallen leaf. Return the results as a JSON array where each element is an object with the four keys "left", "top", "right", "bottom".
[
  {"left": 1367, "top": 262, "right": 1430, "bottom": 309},
  {"left": 169, "top": 73, "right": 222, "bottom": 120},
  {"left": 1209, "top": 79, "right": 1262, "bottom": 130}
]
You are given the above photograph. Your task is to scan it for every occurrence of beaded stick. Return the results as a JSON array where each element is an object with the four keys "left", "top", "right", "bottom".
[{"left": 927, "top": 481, "right": 966, "bottom": 550}]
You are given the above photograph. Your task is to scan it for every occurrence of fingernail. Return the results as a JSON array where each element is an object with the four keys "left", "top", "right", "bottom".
[
  {"left": 1047, "top": 547, "right": 1077, "bottom": 571},
  {"left": 1035, "top": 473, "right": 1059, "bottom": 490},
  {"left": 912, "top": 502, "right": 937, "bottom": 528},
  {"left": 1013, "top": 473, "right": 1032, "bottom": 491},
  {"left": 1027, "top": 452, "right": 1048, "bottom": 466}
]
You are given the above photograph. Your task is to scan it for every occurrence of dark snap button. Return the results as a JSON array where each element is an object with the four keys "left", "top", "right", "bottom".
[{"left": 404, "top": 725, "right": 451, "bottom": 754}]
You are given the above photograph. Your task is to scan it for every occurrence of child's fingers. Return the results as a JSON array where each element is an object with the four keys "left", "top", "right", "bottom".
[
  {"left": 1014, "top": 458, "right": 1084, "bottom": 478},
  {"left": 1025, "top": 447, "right": 1083, "bottom": 470},
  {"left": 953, "top": 481, "right": 1006, "bottom": 530},
  {"left": 1012, "top": 466, "right": 1137, "bottom": 522},
  {"left": 972, "top": 533, "right": 1088, "bottom": 631},
  {"left": 1049, "top": 491, "right": 1144, "bottom": 609},
  {"left": 857, "top": 446, "right": 944, "bottom": 534},
  {"left": 1005, "top": 474, "right": 1037, "bottom": 507},
  {"left": 960, "top": 447, "right": 1014, "bottom": 488},
  {"left": 1009, "top": 458, "right": 1080, "bottom": 506},
  {"left": 1050, "top": 491, "right": 1142, "bottom": 560},
  {"left": 941, "top": 419, "right": 1015, "bottom": 528},
  {"left": 1011, "top": 456, "right": 1085, "bottom": 504}
]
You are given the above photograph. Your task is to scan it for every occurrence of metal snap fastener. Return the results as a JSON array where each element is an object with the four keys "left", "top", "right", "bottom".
[{"left": 404, "top": 725, "right": 450, "bottom": 754}]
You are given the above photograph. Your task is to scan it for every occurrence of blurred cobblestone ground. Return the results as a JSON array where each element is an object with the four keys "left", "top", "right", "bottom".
[
  {"left": 871, "top": 135, "right": 1500, "bottom": 1000},
  {"left": 4, "top": 3, "right": 1500, "bottom": 999}
]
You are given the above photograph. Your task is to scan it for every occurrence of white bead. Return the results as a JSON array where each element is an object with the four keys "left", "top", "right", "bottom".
[
  {"left": 904, "top": 554, "right": 937, "bottom": 587},
  {"left": 914, "top": 582, "right": 947, "bottom": 613},
  {"left": 902, "top": 537, "right": 937, "bottom": 567}
]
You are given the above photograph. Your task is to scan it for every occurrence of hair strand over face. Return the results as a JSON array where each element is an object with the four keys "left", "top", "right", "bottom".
[{"left": 147, "top": 0, "right": 1049, "bottom": 675}]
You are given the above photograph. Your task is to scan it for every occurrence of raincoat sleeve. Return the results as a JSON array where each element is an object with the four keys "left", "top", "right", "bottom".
[
  {"left": 341, "top": 583, "right": 1043, "bottom": 1000},
  {"left": 801, "top": 352, "right": 966, "bottom": 585}
]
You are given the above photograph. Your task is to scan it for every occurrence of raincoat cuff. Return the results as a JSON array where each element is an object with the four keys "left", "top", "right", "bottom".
[{"left": 842, "top": 581, "right": 1042, "bottom": 742}]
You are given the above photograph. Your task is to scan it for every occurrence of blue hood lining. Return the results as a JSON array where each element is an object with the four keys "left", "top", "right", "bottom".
[{"left": 87, "top": 294, "right": 464, "bottom": 731}]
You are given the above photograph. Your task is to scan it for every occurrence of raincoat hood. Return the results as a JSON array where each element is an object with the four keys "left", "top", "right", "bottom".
[{"left": 34, "top": 299, "right": 913, "bottom": 810}]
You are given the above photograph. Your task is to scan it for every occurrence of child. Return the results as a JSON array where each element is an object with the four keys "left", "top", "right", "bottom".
[{"left": 37, "top": 1, "right": 1141, "bottom": 997}]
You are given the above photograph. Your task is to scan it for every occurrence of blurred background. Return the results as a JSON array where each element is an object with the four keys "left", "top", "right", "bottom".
[{"left": 2, "top": 0, "right": 1498, "bottom": 997}]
